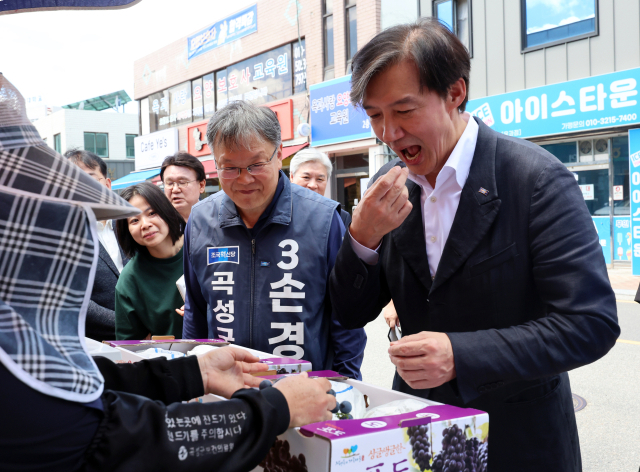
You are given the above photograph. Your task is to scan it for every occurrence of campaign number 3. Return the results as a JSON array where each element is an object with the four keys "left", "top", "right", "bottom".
[{"left": 277, "top": 239, "right": 299, "bottom": 270}]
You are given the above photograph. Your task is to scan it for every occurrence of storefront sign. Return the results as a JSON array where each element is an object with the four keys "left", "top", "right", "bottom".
[
  {"left": 593, "top": 217, "right": 611, "bottom": 265},
  {"left": 267, "top": 99, "right": 294, "bottom": 141},
  {"left": 216, "top": 41, "right": 304, "bottom": 109},
  {"left": 467, "top": 68, "right": 640, "bottom": 139},
  {"left": 187, "top": 120, "right": 211, "bottom": 158},
  {"left": 629, "top": 128, "right": 640, "bottom": 275},
  {"left": 579, "top": 184, "right": 594, "bottom": 200},
  {"left": 134, "top": 128, "right": 179, "bottom": 171},
  {"left": 310, "top": 74, "right": 375, "bottom": 147},
  {"left": 613, "top": 185, "right": 624, "bottom": 200},
  {"left": 613, "top": 216, "right": 632, "bottom": 261},
  {"left": 188, "top": 4, "right": 257, "bottom": 60}
]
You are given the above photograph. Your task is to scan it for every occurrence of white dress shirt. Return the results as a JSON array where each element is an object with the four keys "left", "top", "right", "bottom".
[
  {"left": 96, "top": 220, "right": 124, "bottom": 273},
  {"left": 351, "top": 113, "right": 479, "bottom": 278}
]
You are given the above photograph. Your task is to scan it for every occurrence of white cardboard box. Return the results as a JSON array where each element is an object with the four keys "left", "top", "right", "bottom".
[{"left": 103, "top": 339, "right": 312, "bottom": 374}]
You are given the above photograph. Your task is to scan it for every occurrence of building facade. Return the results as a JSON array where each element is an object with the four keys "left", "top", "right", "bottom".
[
  {"left": 131, "top": 1, "right": 639, "bottom": 268},
  {"left": 34, "top": 108, "right": 138, "bottom": 181},
  {"left": 131, "top": 0, "right": 381, "bottom": 199},
  {"left": 310, "top": 0, "right": 639, "bottom": 268}
]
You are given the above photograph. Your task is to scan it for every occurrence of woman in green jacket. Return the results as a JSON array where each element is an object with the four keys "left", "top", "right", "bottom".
[{"left": 115, "top": 182, "right": 185, "bottom": 340}]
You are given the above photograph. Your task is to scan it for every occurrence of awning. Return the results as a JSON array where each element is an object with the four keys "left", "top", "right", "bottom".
[
  {"left": 282, "top": 143, "right": 309, "bottom": 159},
  {"left": 111, "top": 168, "right": 160, "bottom": 190}
]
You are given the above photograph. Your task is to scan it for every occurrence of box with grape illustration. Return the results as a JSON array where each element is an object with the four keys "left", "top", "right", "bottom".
[{"left": 253, "top": 371, "right": 488, "bottom": 472}]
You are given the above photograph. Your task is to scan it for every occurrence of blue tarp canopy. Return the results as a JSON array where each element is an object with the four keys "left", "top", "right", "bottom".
[
  {"left": 111, "top": 168, "right": 159, "bottom": 190},
  {"left": 0, "top": 0, "right": 141, "bottom": 15}
]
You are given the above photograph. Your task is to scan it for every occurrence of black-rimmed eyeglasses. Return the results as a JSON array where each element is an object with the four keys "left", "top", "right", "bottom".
[{"left": 217, "top": 146, "right": 278, "bottom": 179}]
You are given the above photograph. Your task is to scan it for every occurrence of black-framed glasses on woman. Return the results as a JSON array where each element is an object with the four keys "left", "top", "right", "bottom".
[{"left": 217, "top": 146, "right": 278, "bottom": 179}]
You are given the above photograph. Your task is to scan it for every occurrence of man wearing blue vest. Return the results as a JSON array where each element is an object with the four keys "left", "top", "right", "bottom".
[{"left": 182, "top": 100, "right": 366, "bottom": 379}]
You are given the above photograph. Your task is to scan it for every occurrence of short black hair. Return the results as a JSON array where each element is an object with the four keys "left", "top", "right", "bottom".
[
  {"left": 350, "top": 17, "right": 471, "bottom": 112},
  {"left": 160, "top": 152, "right": 206, "bottom": 183},
  {"left": 116, "top": 181, "right": 185, "bottom": 258},
  {"left": 64, "top": 148, "right": 108, "bottom": 179}
]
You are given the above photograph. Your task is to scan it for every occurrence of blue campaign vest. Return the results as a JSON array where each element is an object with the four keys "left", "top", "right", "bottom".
[{"left": 187, "top": 172, "right": 340, "bottom": 371}]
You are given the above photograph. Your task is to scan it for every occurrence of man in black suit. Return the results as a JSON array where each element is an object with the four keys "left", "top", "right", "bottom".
[
  {"left": 66, "top": 150, "right": 128, "bottom": 341},
  {"left": 329, "top": 19, "right": 619, "bottom": 471}
]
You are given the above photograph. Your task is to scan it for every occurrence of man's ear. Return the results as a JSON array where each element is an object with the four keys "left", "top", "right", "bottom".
[
  {"left": 199, "top": 179, "right": 206, "bottom": 193},
  {"left": 448, "top": 78, "right": 467, "bottom": 112},
  {"left": 105, "top": 178, "right": 112, "bottom": 190},
  {"left": 276, "top": 143, "right": 284, "bottom": 170}
]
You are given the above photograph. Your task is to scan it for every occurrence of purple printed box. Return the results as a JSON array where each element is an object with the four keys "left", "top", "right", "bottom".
[{"left": 247, "top": 373, "right": 489, "bottom": 472}]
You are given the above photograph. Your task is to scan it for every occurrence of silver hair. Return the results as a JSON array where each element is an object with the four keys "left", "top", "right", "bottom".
[
  {"left": 206, "top": 100, "right": 282, "bottom": 155},
  {"left": 290, "top": 147, "right": 333, "bottom": 179}
]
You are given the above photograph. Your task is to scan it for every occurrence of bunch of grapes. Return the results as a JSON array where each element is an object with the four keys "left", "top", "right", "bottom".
[
  {"left": 476, "top": 441, "right": 488, "bottom": 472},
  {"left": 259, "top": 439, "right": 308, "bottom": 472},
  {"left": 431, "top": 424, "right": 467, "bottom": 472},
  {"left": 407, "top": 424, "right": 432, "bottom": 471},
  {"left": 463, "top": 437, "right": 480, "bottom": 472}
]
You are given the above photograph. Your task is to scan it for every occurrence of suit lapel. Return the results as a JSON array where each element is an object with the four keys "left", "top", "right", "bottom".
[
  {"left": 391, "top": 179, "right": 433, "bottom": 291},
  {"left": 98, "top": 241, "right": 120, "bottom": 278},
  {"left": 430, "top": 118, "right": 502, "bottom": 294}
]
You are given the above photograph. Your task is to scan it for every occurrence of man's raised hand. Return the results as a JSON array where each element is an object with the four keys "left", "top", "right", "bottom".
[{"left": 349, "top": 166, "right": 413, "bottom": 249}]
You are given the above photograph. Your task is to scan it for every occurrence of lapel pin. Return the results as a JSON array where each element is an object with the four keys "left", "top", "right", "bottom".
[{"left": 478, "top": 187, "right": 489, "bottom": 196}]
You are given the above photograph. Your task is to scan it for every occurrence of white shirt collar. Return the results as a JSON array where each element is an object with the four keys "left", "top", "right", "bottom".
[
  {"left": 96, "top": 220, "right": 113, "bottom": 231},
  {"left": 409, "top": 112, "right": 478, "bottom": 190}
]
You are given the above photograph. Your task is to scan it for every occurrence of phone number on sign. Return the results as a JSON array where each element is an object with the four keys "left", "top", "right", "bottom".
[{"left": 586, "top": 114, "right": 638, "bottom": 126}]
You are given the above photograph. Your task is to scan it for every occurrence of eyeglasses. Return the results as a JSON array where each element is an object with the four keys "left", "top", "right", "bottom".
[
  {"left": 164, "top": 180, "right": 196, "bottom": 189},
  {"left": 217, "top": 146, "right": 278, "bottom": 180}
]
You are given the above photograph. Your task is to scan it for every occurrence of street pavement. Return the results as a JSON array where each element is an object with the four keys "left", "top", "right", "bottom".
[{"left": 360, "top": 299, "right": 640, "bottom": 471}]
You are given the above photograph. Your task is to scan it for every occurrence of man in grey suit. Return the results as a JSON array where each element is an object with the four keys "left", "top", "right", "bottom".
[
  {"left": 329, "top": 19, "right": 619, "bottom": 471},
  {"left": 66, "top": 149, "right": 128, "bottom": 341}
]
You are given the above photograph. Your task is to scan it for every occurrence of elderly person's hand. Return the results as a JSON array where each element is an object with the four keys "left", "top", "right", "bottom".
[
  {"left": 273, "top": 373, "right": 337, "bottom": 428},
  {"left": 197, "top": 346, "right": 268, "bottom": 398},
  {"left": 388, "top": 331, "right": 456, "bottom": 390}
]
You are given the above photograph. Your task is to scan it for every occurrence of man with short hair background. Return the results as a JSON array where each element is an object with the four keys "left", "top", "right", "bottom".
[
  {"left": 329, "top": 18, "right": 619, "bottom": 471},
  {"left": 182, "top": 100, "right": 366, "bottom": 379},
  {"left": 160, "top": 151, "right": 206, "bottom": 221},
  {"left": 66, "top": 149, "right": 128, "bottom": 341},
  {"left": 290, "top": 147, "right": 351, "bottom": 228}
]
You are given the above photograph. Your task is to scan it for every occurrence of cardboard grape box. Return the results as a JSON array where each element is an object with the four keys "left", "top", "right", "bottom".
[
  {"left": 102, "top": 339, "right": 313, "bottom": 374},
  {"left": 252, "top": 371, "right": 489, "bottom": 472}
]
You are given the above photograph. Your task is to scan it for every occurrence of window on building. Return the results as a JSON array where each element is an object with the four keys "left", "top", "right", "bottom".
[
  {"left": 126, "top": 134, "right": 136, "bottom": 158},
  {"left": 382, "top": 0, "right": 418, "bottom": 30},
  {"left": 323, "top": 0, "right": 335, "bottom": 80},
  {"left": 84, "top": 132, "right": 109, "bottom": 158},
  {"left": 345, "top": 0, "right": 358, "bottom": 73},
  {"left": 521, "top": 0, "right": 597, "bottom": 51},
  {"left": 430, "top": 0, "right": 472, "bottom": 55},
  {"left": 540, "top": 142, "right": 577, "bottom": 164},
  {"left": 53, "top": 133, "right": 61, "bottom": 153}
]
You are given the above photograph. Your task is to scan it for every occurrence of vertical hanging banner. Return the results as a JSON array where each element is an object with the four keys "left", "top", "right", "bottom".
[{"left": 629, "top": 129, "right": 640, "bottom": 275}]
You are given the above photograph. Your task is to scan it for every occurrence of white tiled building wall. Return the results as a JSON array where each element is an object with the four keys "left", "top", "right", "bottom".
[{"left": 34, "top": 109, "right": 139, "bottom": 160}]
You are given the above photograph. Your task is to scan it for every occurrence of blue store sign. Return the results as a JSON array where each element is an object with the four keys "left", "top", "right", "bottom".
[
  {"left": 309, "top": 75, "right": 374, "bottom": 147},
  {"left": 466, "top": 68, "right": 640, "bottom": 139},
  {"left": 629, "top": 129, "right": 640, "bottom": 275},
  {"left": 188, "top": 5, "right": 257, "bottom": 61}
]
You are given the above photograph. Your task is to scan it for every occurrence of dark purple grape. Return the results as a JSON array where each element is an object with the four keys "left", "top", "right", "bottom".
[
  {"left": 259, "top": 379, "right": 273, "bottom": 390},
  {"left": 339, "top": 401, "right": 352, "bottom": 414}
]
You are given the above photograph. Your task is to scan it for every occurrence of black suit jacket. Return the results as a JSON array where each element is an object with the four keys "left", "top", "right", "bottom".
[
  {"left": 86, "top": 240, "right": 128, "bottom": 341},
  {"left": 330, "top": 117, "right": 619, "bottom": 472}
]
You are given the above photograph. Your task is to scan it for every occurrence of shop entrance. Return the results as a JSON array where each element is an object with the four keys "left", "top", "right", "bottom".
[
  {"left": 539, "top": 135, "right": 631, "bottom": 265},
  {"left": 333, "top": 153, "right": 370, "bottom": 215}
]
